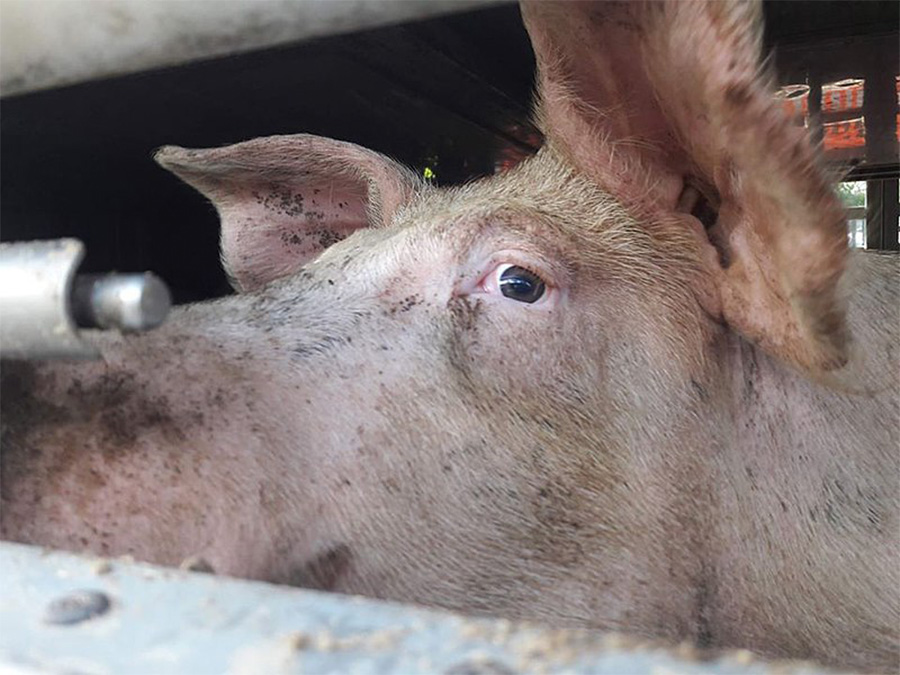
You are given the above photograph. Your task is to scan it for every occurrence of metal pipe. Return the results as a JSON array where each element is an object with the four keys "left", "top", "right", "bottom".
[
  {"left": 0, "top": 0, "right": 507, "bottom": 97},
  {"left": 0, "top": 239, "right": 171, "bottom": 359},
  {"left": 70, "top": 273, "right": 171, "bottom": 332}
]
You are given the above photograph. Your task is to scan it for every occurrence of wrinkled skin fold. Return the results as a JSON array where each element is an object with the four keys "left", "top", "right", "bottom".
[{"left": 1, "top": 1, "right": 897, "bottom": 672}]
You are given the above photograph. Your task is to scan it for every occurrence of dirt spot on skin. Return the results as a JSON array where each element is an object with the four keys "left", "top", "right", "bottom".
[
  {"left": 690, "top": 378, "right": 709, "bottom": 402},
  {"left": 447, "top": 296, "right": 483, "bottom": 333},
  {"left": 443, "top": 296, "right": 485, "bottom": 383},
  {"left": 280, "top": 231, "right": 305, "bottom": 248},
  {"left": 399, "top": 295, "right": 421, "bottom": 312},
  {"left": 1, "top": 362, "right": 74, "bottom": 487},
  {"left": 312, "top": 227, "right": 343, "bottom": 249},
  {"left": 385, "top": 294, "right": 423, "bottom": 317},
  {"left": 64, "top": 372, "right": 191, "bottom": 457},
  {"left": 1, "top": 361, "right": 209, "bottom": 517},
  {"left": 289, "top": 543, "right": 353, "bottom": 591},
  {"left": 528, "top": 479, "right": 586, "bottom": 566},
  {"left": 255, "top": 188, "right": 306, "bottom": 218},
  {"left": 1, "top": 361, "right": 72, "bottom": 433}
]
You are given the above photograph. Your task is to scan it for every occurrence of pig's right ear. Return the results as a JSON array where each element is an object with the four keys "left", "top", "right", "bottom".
[
  {"left": 155, "top": 134, "right": 420, "bottom": 293},
  {"left": 523, "top": 1, "right": 851, "bottom": 373}
]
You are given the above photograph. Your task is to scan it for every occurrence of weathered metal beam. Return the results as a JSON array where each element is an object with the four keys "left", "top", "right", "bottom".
[
  {"left": 0, "top": 542, "right": 832, "bottom": 674},
  {"left": 0, "top": 0, "right": 508, "bottom": 97}
]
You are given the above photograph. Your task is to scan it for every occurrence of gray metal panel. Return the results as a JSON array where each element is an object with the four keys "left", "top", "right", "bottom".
[
  {"left": 0, "top": 0, "right": 507, "bottom": 97},
  {"left": 0, "top": 542, "right": 832, "bottom": 674}
]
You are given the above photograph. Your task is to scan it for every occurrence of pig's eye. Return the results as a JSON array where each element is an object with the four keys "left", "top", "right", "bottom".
[
  {"left": 495, "top": 264, "right": 546, "bottom": 303},
  {"left": 468, "top": 259, "right": 558, "bottom": 309}
]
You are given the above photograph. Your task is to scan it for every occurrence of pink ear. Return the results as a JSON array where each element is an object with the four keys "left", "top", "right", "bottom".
[
  {"left": 155, "top": 134, "right": 419, "bottom": 292},
  {"left": 522, "top": 1, "right": 850, "bottom": 372}
]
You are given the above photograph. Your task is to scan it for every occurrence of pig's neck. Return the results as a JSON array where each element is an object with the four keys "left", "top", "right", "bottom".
[{"left": 706, "top": 318, "right": 897, "bottom": 664}]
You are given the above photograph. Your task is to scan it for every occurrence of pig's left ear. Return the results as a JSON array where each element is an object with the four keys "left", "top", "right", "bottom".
[
  {"left": 155, "top": 134, "right": 420, "bottom": 292},
  {"left": 523, "top": 1, "right": 850, "bottom": 372}
]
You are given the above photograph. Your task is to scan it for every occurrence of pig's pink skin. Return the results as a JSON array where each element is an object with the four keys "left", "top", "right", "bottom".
[
  {"left": 2, "top": 1, "right": 898, "bottom": 672},
  {"left": 3, "top": 152, "right": 896, "bottom": 670}
]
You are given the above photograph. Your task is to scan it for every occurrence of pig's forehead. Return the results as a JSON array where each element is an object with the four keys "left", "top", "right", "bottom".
[{"left": 397, "top": 149, "right": 629, "bottom": 240}]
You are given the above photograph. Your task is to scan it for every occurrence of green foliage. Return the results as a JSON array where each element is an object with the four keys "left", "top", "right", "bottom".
[{"left": 837, "top": 182, "right": 866, "bottom": 208}]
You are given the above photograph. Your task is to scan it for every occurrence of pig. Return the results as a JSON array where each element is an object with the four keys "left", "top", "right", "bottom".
[{"left": 1, "top": 1, "right": 897, "bottom": 671}]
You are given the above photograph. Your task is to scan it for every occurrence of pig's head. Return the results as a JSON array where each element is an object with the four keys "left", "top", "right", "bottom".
[
  {"left": 154, "top": 134, "right": 719, "bottom": 630},
  {"left": 149, "top": 0, "right": 850, "bottom": 628},
  {"left": 146, "top": 0, "right": 850, "bottom": 633},
  {"left": 2, "top": 0, "right": 857, "bottom": 649}
]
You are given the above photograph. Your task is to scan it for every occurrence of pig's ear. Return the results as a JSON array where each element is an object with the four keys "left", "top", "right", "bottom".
[
  {"left": 523, "top": 1, "right": 850, "bottom": 372},
  {"left": 155, "top": 134, "right": 420, "bottom": 293}
]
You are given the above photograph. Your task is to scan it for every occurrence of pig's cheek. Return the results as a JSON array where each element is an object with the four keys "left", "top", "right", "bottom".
[
  {"left": 439, "top": 296, "right": 488, "bottom": 386},
  {"left": 446, "top": 304, "right": 552, "bottom": 384}
]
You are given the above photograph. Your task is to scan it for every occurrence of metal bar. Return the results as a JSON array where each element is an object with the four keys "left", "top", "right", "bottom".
[
  {"left": 867, "top": 179, "right": 884, "bottom": 250},
  {"left": 0, "top": 239, "right": 99, "bottom": 359},
  {"left": 881, "top": 178, "right": 899, "bottom": 251},
  {"left": 0, "top": 0, "right": 508, "bottom": 97},
  {"left": 0, "top": 542, "right": 831, "bottom": 675},
  {"left": 0, "top": 239, "right": 171, "bottom": 359}
]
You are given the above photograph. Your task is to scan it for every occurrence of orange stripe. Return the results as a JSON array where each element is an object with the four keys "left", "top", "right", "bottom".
[{"left": 823, "top": 118, "right": 865, "bottom": 150}]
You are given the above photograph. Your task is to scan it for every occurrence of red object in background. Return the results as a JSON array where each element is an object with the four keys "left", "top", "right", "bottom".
[
  {"left": 821, "top": 78, "right": 865, "bottom": 113},
  {"left": 777, "top": 84, "right": 810, "bottom": 120},
  {"left": 820, "top": 79, "right": 866, "bottom": 151},
  {"left": 824, "top": 116, "right": 866, "bottom": 150},
  {"left": 504, "top": 75, "right": 897, "bottom": 168}
]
